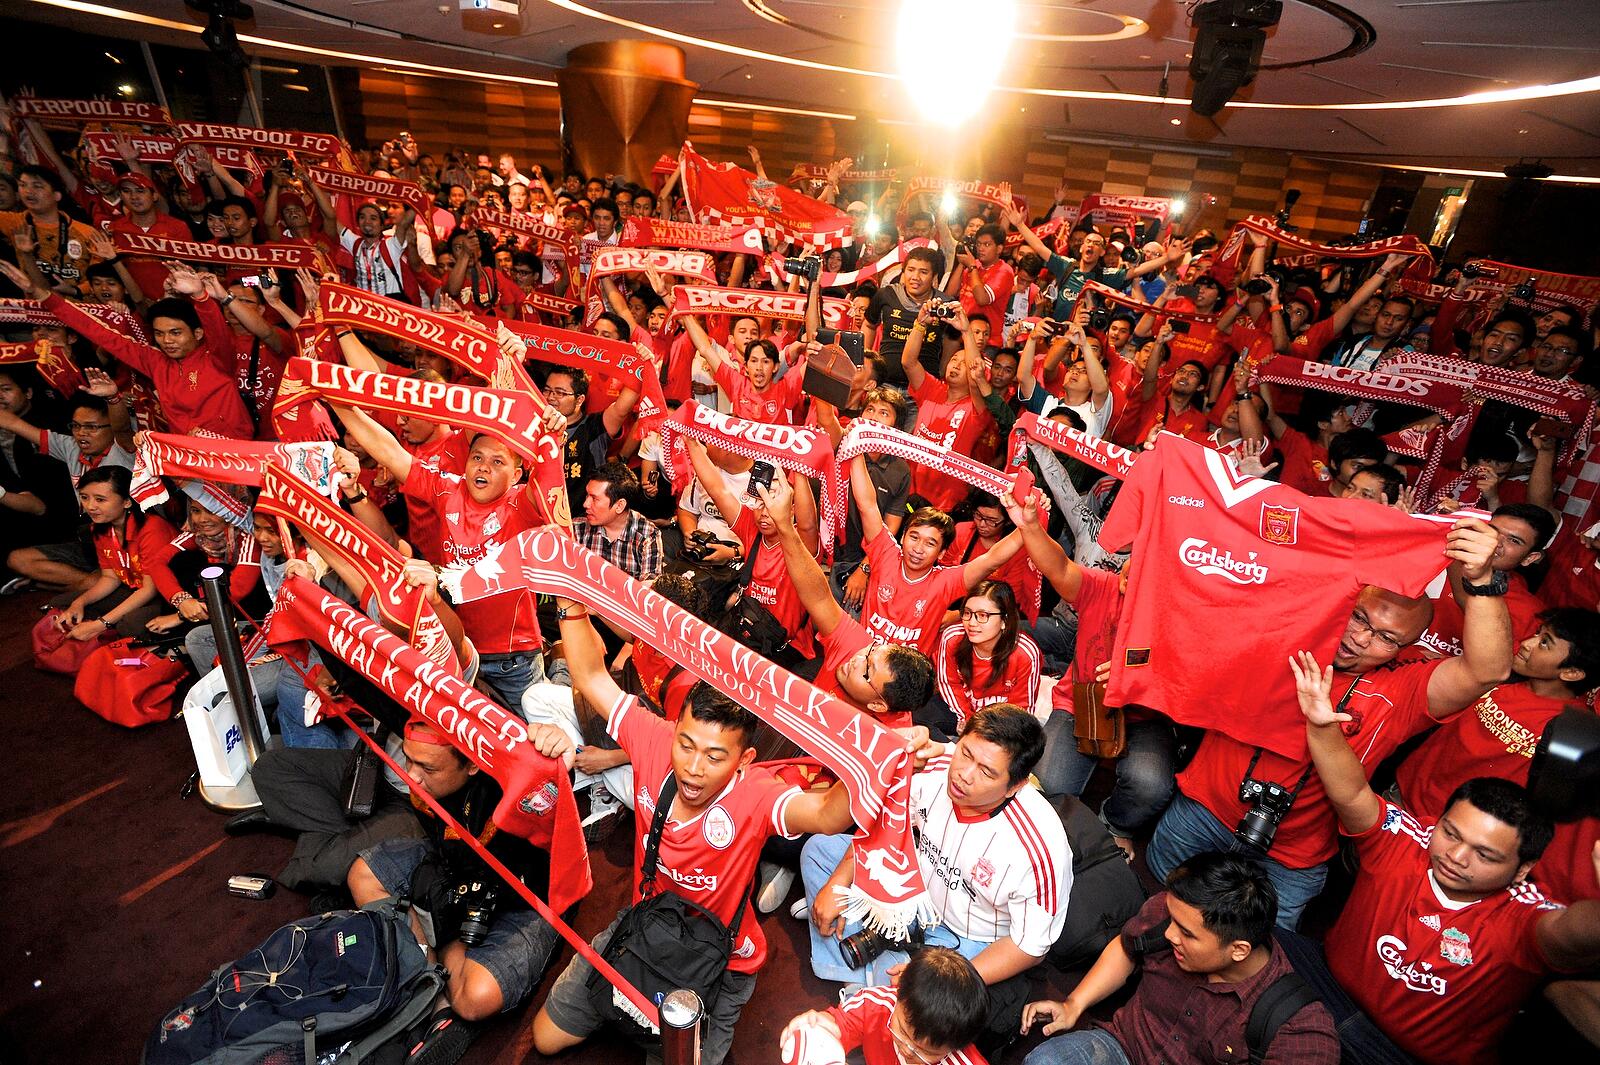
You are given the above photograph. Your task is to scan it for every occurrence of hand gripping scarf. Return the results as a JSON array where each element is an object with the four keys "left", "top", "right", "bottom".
[
  {"left": 1211, "top": 216, "right": 1434, "bottom": 288},
  {"left": 658, "top": 401, "right": 846, "bottom": 552},
  {"left": 836, "top": 421, "right": 1018, "bottom": 503},
  {"left": 764, "top": 239, "right": 938, "bottom": 289},
  {"left": 108, "top": 231, "right": 322, "bottom": 270},
  {"left": 271, "top": 357, "right": 571, "bottom": 530},
  {"left": 128, "top": 431, "right": 336, "bottom": 510},
  {"left": 583, "top": 246, "right": 717, "bottom": 326},
  {"left": 788, "top": 164, "right": 899, "bottom": 185},
  {"left": 1008, "top": 411, "right": 1140, "bottom": 481},
  {"left": 497, "top": 320, "right": 667, "bottom": 435},
  {"left": 0, "top": 297, "right": 152, "bottom": 344},
  {"left": 670, "top": 285, "right": 852, "bottom": 331},
  {"left": 437, "top": 529, "right": 933, "bottom": 937},
  {"left": 265, "top": 576, "right": 588, "bottom": 914},
  {"left": 1078, "top": 280, "right": 1223, "bottom": 326},
  {"left": 305, "top": 166, "right": 438, "bottom": 237},
  {"left": 0, "top": 338, "right": 84, "bottom": 395},
  {"left": 255, "top": 462, "right": 461, "bottom": 678},
  {"left": 620, "top": 216, "right": 765, "bottom": 256}
]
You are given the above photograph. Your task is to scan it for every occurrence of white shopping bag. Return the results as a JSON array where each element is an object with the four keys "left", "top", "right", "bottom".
[{"left": 181, "top": 666, "right": 270, "bottom": 788}]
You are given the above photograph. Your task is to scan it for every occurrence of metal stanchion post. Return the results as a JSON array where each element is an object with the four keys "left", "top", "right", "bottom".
[
  {"left": 196, "top": 564, "right": 267, "bottom": 811},
  {"left": 660, "top": 989, "right": 703, "bottom": 1065}
]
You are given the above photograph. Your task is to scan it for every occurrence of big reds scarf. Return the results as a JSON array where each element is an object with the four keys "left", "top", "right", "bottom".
[
  {"left": 764, "top": 239, "right": 937, "bottom": 289},
  {"left": 670, "top": 285, "right": 852, "bottom": 331},
  {"left": 128, "top": 431, "right": 336, "bottom": 510},
  {"left": 0, "top": 297, "right": 151, "bottom": 344},
  {"left": 0, "top": 339, "right": 84, "bottom": 395},
  {"left": 256, "top": 462, "right": 461, "bottom": 678},
  {"left": 266, "top": 576, "right": 588, "bottom": 914},
  {"left": 620, "top": 217, "right": 764, "bottom": 256},
  {"left": 658, "top": 402, "right": 846, "bottom": 550},
  {"left": 1008, "top": 412, "right": 1140, "bottom": 481},
  {"left": 13, "top": 96, "right": 170, "bottom": 124},
  {"left": 1077, "top": 193, "right": 1172, "bottom": 231},
  {"left": 438, "top": 530, "right": 932, "bottom": 936},
  {"left": 837, "top": 421, "right": 1019, "bottom": 505},
  {"left": 499, "top": 319, "right": 667, "bottom": 434},
  {"left": 681, "top": 144, "right": 855, "bottom": 252},
  {"left": 1212, "top": 216, "right": 1434, "bottom": 288},
  {"left": 108, "top": 231, "right": 322, "bottom": 270},
  {"left": 583, "top": 247, "right": 717, "bottom": 326},
  {"left": 1459, "top": 260, "right": 1600, "bottom": 317}
]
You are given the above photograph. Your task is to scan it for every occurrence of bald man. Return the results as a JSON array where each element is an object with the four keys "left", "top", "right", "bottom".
[{"left": 1144, "top": 518, "right": 1513, "bottom": 929}]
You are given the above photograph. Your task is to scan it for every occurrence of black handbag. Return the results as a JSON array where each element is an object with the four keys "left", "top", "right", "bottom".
[
  {"left": 585, "top": 773, "right": 749, "bottom": 1043},
  {"left": 724, "top": 541, "right": 792, "bottom": 658}
]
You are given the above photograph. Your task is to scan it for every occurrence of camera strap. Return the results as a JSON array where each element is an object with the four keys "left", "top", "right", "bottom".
[{"left": 1245, "top": 675, "right": 1360, "bottom": 801}]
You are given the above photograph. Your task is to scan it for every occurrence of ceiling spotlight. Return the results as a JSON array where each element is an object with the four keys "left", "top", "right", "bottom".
[
  {"left": 117, "top": 84, "right": 135, "bottom": 96},
  {"left": 1187, "top": 0, "right": 1282, "bottom": 117},
  {"left": 1171, "top": 198, "right": 1187, "bottom": 216},
  {"left": 898, "top": 0, "right": 1017, "bottom": 126}
]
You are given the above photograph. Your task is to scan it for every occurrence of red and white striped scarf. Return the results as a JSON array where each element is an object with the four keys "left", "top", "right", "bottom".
[
  {"left": 670, "top": 284, "right": 852, "bottom": 330},
  {"left": 764, "top": 239, "right": 937, "bottom": 289}
]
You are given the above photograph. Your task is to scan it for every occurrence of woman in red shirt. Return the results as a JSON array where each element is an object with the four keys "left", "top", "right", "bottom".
[
  {"left": 934, "top": 579, "right": 1041, "bottom": 731},
  {"left": 56, "top": 466, "right": 177, "bottom": 640}
]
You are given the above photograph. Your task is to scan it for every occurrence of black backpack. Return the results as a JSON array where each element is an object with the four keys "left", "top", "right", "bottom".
[
  {"left": 1045, "top": 794, "right": 1147, "bottom": 971},
  {"left": 143, "top": 896, "right": 445, "bottom": 1065},
  {"left": 1122, "top": 919, "right": 1321, "bottom": 1065}
]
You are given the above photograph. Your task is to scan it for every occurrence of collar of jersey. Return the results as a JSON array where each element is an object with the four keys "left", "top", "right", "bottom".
[
  {"left": 665, "top": 769, "right": 742, "bottom": 830},
  {"left": 1426, "top": 869, "right": 1482, "bottom": 912}
]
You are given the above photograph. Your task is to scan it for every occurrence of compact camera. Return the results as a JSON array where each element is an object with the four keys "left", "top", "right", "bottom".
[{"left": 926, "top": 299, "right": 962, "bottom": 321}]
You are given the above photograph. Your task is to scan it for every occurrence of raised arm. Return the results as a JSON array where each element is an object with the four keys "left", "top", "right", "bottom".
[
  {"left": 1426, "top": 518, "right": 1513, "bottom": 719},
  {"left": 685, "top": 438, "right": 745, "bottom": 533},
  {"left": 962, "top": 525, "right": 1025, "bottom": 589},
  {"left": 1001, "top": 203, "right": 1054, "bottom": 263},
  {"left": 1291, "top": 651, "right": 1383, "bottom": 834},
  {"left": 554, "top": 600, "right": 627, "bottom": 721},
  {"left": 1004, "top": 487, "right": 1081, "bottom": 600},
  {"left": 849, "top": 453, "right": 885, "bottom": 545},
  {"left": 757, "top": 473, "right": 846, "bottom": 638},
  {"left": 899, "top": 305, "right": 932, "bottom": 393},
  {"left": 1534, "top": 847, "right": 1600, "bottom": 972},
  {"left": 330, "top": 402, "right": 415, "bottom": 485},
  {"left": 1328, "top": 253, "right": 1411, "bottom": 335},
  {"left": 682, "top": 313, "right": 732, "bottom": 375}
]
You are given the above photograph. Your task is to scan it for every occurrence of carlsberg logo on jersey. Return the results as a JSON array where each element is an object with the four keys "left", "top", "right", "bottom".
[
  {"left": 1377, "top": 934, "right": 1449, "bottom": 995},
  {"left": 1178, "top": 538, "right": 1269, "bottom": 585}
]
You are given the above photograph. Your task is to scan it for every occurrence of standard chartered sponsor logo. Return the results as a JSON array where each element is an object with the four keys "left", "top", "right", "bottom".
[
  {"left": 1376, "top": 935, "right": 1449, "bottom": 995},
  {"left": 1177, "top": 538, "right": 1268, "bottom": 585}
]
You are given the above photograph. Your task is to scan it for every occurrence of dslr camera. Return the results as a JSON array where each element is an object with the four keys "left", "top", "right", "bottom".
[
  {"left": 453, "top": 879, "right": 500, "bottom": 947},
  {"left": 1236, "top": 776, "right": 1298, "bottom": 852},
  {"left": 784, "top": 256, "right": 822, "bottom": 283},
  {"left": 681, "top": 529, "right": 731, "bottom": 564},
  {"left": 839, "top": 923, "right": 923, "bottom": 969},
  {"left": 1459, "top": 261, "right": 1488, "bottom": 280}
]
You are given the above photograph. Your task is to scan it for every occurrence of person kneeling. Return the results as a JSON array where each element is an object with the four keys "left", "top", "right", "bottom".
[
  {"left": 1021, "top": 852, "right": 1337, "bottom": 1065},
  {"left": 345, "top": 721, "right": 560, "bottom": 1058}
]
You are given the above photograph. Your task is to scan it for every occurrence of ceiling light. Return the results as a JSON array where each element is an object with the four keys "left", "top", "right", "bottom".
[
  {"left": 116, "top": 83, "right": 134, "bottom": 95},
  {"left": 1170, "top": 117, "right": 1182, "bottom": 125},
  {"left": 104, "top": 50, "right": 120, "bottom": 63},
  {"left": 898, "top": 0, "right": 1016, "bottom": 126},
  {"left": 283, "top": 83, "right": 310, "bottom": 92}
]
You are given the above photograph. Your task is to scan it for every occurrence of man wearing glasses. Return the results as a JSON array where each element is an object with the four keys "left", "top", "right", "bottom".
[
  {"left": 539, "top": 365, "right": 645, "bottom": 514},
  {"left": 1144, "top": 517, "right": 1512, "bottom": 931}
]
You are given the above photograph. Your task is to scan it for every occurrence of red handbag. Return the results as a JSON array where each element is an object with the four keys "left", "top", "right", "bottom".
[
  {"left": 73, "top": 638, "right": 191, "bottom": 727},
  {"left": 31, "top": 610, "right": 113, "bottom": 674}
]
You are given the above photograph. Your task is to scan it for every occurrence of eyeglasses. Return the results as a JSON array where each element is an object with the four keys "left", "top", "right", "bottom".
[
  {"left": 1535, "top": 341, "right": 1579, "bottom": 357},
  {"left": 960, "top": 608, "right": 999, "bottom": 624},
  {"left": 889, "top": 1011, "right": 943, "bottom": 1065},
  {"left": 1349, "top": 608, "right": 1404, "bottom": 651},
  {"left": 542, "top": 386, "right": 575, "bottom": 398},
  {"left": 69, "top": 421, "right": 111, "bottom": 431}
]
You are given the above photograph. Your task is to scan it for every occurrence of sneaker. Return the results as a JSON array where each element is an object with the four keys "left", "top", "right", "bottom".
[
  {"left": 790, "top": 896, "right": 810, "bottom": 920},
  {"left": 755, "top": 861, "right": 796, "bottom": 914},
  {"left": 0, "top": 576, "right": 34, "bottom": 596},
  {"left": 407, "top": 1007, "right": 477, "bottom": 1065},
  {"left": 582, "top": 783, "right": 622, "bottom": 842}
]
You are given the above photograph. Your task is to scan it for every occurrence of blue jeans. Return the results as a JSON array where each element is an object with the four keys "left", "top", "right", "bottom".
[
  {"left": 1028, "top": 611, "right": 1078, "bottom": 676},
  {"left": 478, "top": 649, "right": 546, "bottom": 709},
  {"left": 800, "top": 831, "right": 991, "bottom": 985},
  {"left": 186, "top": 626, "right": 344, "bottom": 748},
  {"left": 1024, "top": 1029, "right": 1130, "bottom": 1065},
  {"left": 1146, "top": 791, "right": 1328, "bottom": 931},
  {"left": 1037, "top": 712, "right": 1177, "bottom": 839}
]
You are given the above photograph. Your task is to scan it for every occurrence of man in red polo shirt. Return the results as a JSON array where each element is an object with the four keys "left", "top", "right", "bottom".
[{"left": 107, "top": 172, "right": 191, "bottom": 305}]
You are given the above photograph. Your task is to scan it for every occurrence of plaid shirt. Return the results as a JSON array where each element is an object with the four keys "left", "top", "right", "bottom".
[{"left": 574, "top": 511, "right": 663, "bottom": 582}]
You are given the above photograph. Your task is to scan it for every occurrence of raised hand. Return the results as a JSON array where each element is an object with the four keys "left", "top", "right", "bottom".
[
  {"left": 0, "top": 260, "right": 47, "bottom": 299},
  {"left": 166, "top": 261, "right": 204, "bottom": 296},
  {"left": 83, "top": 366, "right": 119, "bottom": 399},
  {"left": 1235, "top": 437, "right": 1278, "bottom": 479},
  {"left": 1289, "top": 650, "right": 1347, "bottom": 727}
]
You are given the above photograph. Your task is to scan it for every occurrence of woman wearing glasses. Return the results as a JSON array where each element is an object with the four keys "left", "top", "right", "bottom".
[{"left": 934, "top": 580, "right": 1041, "bottom": 733}]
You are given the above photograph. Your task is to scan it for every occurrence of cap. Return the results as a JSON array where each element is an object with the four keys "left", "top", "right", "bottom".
[
  {"left": 562, "top": 203, "right": 588, "bottom": 219},
  {"left": 116, "top": 172, "right": 157, "bottom": 191},
  {"left": 1109, "top": 240, "right": 1127, "bottom": 254},
  {"left": 1289, "top": 286, "right": 1321, "bottom": 317}
]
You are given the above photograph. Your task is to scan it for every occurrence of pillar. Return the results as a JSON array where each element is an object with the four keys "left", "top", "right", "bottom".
[{"left": 557, "top": 41, "right": 697, "bottom": 185}]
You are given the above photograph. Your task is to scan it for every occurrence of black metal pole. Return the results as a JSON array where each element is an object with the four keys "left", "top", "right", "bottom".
[
  {"left": 200, "top": 564, "right": 266, "bottom": 767},
  {"left": 660, "top": 988, "right": 703, "bottom": 1065}
]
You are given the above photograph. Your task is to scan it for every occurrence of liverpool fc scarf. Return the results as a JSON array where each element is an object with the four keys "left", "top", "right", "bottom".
[
  {"left": 81, "top": 131, "right": 258, "bottom": 173},
  {"left": 1078, "top": 280, "right": 1223, "bottom": 326},
  {"left": 1008, "top": 412, "right": 1140, "bottom": 481},
  {"left": 1212, "top": 216, "right": 1434, "bottom": 287},
  {"left": 1459, "top": 260, "right": 1600, "bottom": 316},
  {"left": 837, "top": 421, "right": 1018, "bottom": 502},
  {"left": 898, "top": 177, "right": 1025, "bottom": 222},
  {"left": 0, "top": 339, "right": 83, "bottom": 395},
  {"left": 128, "top": 431, "right": 336, "bottom": 509},
  {"left": 14, "top": 96, "right": 170, "bottom": 124},
  {"left": 108, "top": 231, "right": 321, "bottom": 270},
  {"left": 266, "top": 576, "right": 588, "bottom": 914},
  {"left": 438, "top": 530, "right": 932, "bottom": 936},
  {"left": 498, "top": 319, "right": 667, "bottom": 434},
  {"left": 620, "top": 217, "right": 765, "bottom": 256},
  {"left": 1077, "top": 193, "right": 1172, "bottom": 230},
  {"left": 305, "top": 165, "right": 437, "bottom": 235},
  {"left": 0, "top": 297, "right": 151, "bottom": 344},
  {"left": 583, "top": 246, "right": 717, "bottom": 326},
  {"left": 175, "top": 122, "right": 343, "bottom": 159},
  {"left": 671, "top": 285, "right": 852, "bottom": 330},
  {"left": 658, "top": 401, "right": 846, "bottom": 550},
  {"left": 470, "top": 208, "right": 578, "bottom": 270},
  {"left": 764, "top": 239, "right": 937, "bottom": 289}
]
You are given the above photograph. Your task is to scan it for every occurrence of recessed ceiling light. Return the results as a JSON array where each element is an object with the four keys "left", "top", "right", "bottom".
[
  {"left": 1518, "top": 128, "right": 1530, "bottom": 133},
  {"left": 1170, "top": 117, "right": 1181, "bottom": 125},
  {"left": 745, "top": 73, "right": 753, "bottom": 79},
  {"left": 104, "top": 51, "right": 120, "bottom": 63},
  {"left": 491, "top": 20, "right": 504, "bottom": 28},
  {"left": 1139, "top": 54, "right": 1150, "bottom": 60},
  {"left": 116, "top": 83, "right": 133, "bottom": 95}
]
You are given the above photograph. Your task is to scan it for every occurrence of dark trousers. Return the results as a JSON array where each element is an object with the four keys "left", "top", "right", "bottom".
[{"left": 1275, "top": 929, "right": 1418, "bottom": 1065}]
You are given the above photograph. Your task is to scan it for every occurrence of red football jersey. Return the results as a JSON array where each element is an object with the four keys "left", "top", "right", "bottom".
[
  {"left": 713, "top": 360, "right": 806, "bottom": 425},
  {"left": 1274, "top": 428, "right": 1334, "bottom": 496},
  {"left": 1099, "top": 434, "right": 1453, "bottom": 759},
  {"left": 934, "top": 624, "right": 1040, "bottom": 729},
  {"left": 908, "top": 378, "right": 993, "bottom": 512},
  {"left": 400, "top": 464, "right": 542, "bottom": 654},
  {"left": 732, "top": 508, "right": 814, "bottom": 658},
  {"left": 1396, "top": 684, "right": 1575, "bottom": 819},
  {"left": 862, "top": 527, "right": 970, "bottom": 656},
  {"left": 1416, "top": 572, "right": 1543, "bottom": 659},
  {"left": 811, "top": 615, "right": 912, "bottom": 729},
  {"left": 827, "top": 986, "right": 986, "bottom": 1065},
  {"left": 402, "top": 430, "right": 471, "bottom": 565},
  {"left": 1325, "top": 802, "right": 1563, "bottom": 1065},
  {"left": 607, "top": 691, "right": 801, "bottom": 973},
  {"left": 1540, "top": 531, "right": 1600, "bottom": 612}
]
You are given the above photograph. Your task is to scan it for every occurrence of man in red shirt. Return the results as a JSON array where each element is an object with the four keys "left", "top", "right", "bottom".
[
  {"left": 899, "top": 306, "right": 994, "bottom": 511},
  {"left": 955, "top": 224, "right": 1014, "bottom": 342},
  {"left": 685, "top": 314, "right": 807, "bottom": 425},
  {"left": 2, "top": 261, "right": 254, "bottom": 440},
  {"left": 531, "top": 602, "right": 857, "bottom": 1065},
  {"left": 1140, "top": 492, "right": 1511, "bottom": 930},
  {"left": 106, "top": 172, "right": 191, "bottom": 305},
  {"left": 850, "top": 455, "right": 1025, "bottom": 657},
  {"left": 1284, "top": 656, "right": 1600, "bottom": 1065},
  {"left": 1416, "top": 503, "right": 1553, "bottom": 659},
  {"left": 765, "top": 474, "right": 933, "bottom": 730},
  {"left": 337, "top": 402, "right": 554, "bottom": 708},
  {"left": 1125, "top": 327, "right": 1210, "bottom": 446}
]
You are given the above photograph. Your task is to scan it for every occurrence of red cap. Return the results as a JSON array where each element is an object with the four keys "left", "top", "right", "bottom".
[
  {"left": 561, "top": 203, "right": 587, "bottom": 219},
  {"left": 1289, "top": 286, "right": 1321, "bottom": 317},
  {"left": 404, "top": 720, "right": 453, "bottom": 747},
  {"left": 117, "top": 172, "right": 157, "bottom": 191}
]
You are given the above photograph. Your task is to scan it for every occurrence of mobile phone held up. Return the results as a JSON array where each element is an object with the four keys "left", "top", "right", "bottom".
[{"left": 746, "top": 459, "right": 778, "bottom": 502}]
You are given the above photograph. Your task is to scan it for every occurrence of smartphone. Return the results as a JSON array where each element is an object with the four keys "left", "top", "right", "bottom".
[
  {"left": 239, "top": 275, "right": 261, "bottom": 288},
  {"left": 1173, "top": 284, "right": 1199, "bottom": 300},
  {"left": 1010, "top": 465, "right": 1037, "bottom": 503},
  {"left": 1169, "top": 320, "right": 1191, "bottom": 335},
  {"left": 746, "top": 460, "right": 777, "bottom": 501},
  {"left": 1533, "top": 416, "right": 1575, "bottom": 440},
  {"left": 227, "top": 874, "right": 276, "bottom": 900},
  {"left": 816, "top": 327, "right": 865, "bottom": 366}
]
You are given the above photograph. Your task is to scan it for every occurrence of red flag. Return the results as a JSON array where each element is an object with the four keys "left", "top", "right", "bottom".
[{"left": 680, "top": 145, "right": 854, "bottom": 251}]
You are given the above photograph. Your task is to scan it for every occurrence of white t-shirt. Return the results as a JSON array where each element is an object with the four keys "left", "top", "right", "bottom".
[
  {"left": 678, "top": 465, "right": 751, "bottom": 542},
  {"left": 1052, "top": 393, "right": 1114, "bottom": 439},
  {"left": 340, "top": 229, "right": 405, "bottom": 295}
]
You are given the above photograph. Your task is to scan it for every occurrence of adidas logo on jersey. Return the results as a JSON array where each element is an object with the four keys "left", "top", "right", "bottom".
[
  {"left": 1420, "top": 914, "right": 1442, "bottom": 931},
  {"left": 1178, "top": 538, "right": 1269, "bottom": 585},
  {"left": 1166, "top": 495, "right": 1206, "bottom": 508}
]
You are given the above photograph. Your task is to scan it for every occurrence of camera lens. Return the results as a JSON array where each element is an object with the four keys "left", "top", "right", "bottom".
[
  {"left": 839, "top": 926, "right": 889, "bottom": 970},
  {"left": 1235, "top": 806, "right": 1280, "bottom": 852}
]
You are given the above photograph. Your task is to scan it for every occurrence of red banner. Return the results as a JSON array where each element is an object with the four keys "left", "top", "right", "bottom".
[
  {"left": 619, "top": 216, "right": 764, "bottom": 256},
  {"left": 1212, "top": 216, "right": 1434, "bottom": 289},
  {"left": 0, "top": 339, "right": 83, "bottom": 395},
  {"left": 306, "top": 165, "right": 435, "bottom": 232},
  {"left": 681, "top": 145, "right": 855, "bottom": 251},
  {"left": 80, "top": 131, "right": 257, "bottom": 172},
  {"left": 899, "top": 176, "right": 1026, "bottom": 221},
  {"left": 1009, "top": 411, "right": 1139, "bottom": 481},
  {"left": 671, "top": 284, "right": 851, "bottom": 329},
  {"left": 0, "top": 297, "right": 151, "bottom": 344},
  {"left": 499, "top": 319, "right": 667, "bottom": 434},
  {"left": 1076, "top": 193, "right": 1172, "bottom": 231},
  {"left": 108, "top": 231, "right": 321, "bottom": 270},
  {"left": 175, "top": 122, "right": 342, "bottom": 158},
  {"left": 15, "top": 97, "right": 169, "bottom": 124},
  {"left": 1461, "top": 260, "right": 1600, "bottom": 315}
]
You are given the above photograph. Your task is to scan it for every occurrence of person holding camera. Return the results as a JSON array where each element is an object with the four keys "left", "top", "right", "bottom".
[
  {"left": 1021, "top": 851, "right": 1338, "bottom": 1065},
  {"left": 1145, "top": 517, "right": 1514, "bottom": 930},
  {"left": 802, "top": 704, "right": 1068, "bottom": 1044},
  {"left": 345, "top": 720, "right": 560, "bottom": 1057},
  {"left": 1284, "top": 650, "right": 1600, "bottom": 1065},
  {"left": 865, "top": 245, "right": 946, "bottom": 389}
]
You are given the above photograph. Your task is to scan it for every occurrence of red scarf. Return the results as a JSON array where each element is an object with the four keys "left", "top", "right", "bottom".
[
  {"left": 175, "top": 121, "right": 343, "bottom": 159},
  {"left": 1079, "top": 280, "right": 1222, "bottom": 326},
  {"left": 108, "top": 231, "right": 321, "bottom": 270},
  {"left": 764, "top": 239, "right": 937, "bottom": 289},
  {"left": 520, "top": 290, "right": 580, "bottom": 319},
  {"left": 1212, "top": 216, "right": 1434, "bottom": 288},
  {"left": 129, "top": 431, "right": 336, "bottom": 510},
  {"left": 1460, "top": 260, "right": 1600, "bottom": 315},
  {"left": 499, "top": 319, "right": 667, "bottom": 434},
  {"left": 837, "top": 420, "right": 1017, "bottom": 500},
  {"left": 620, "top": 217, "right": 764, "bottom": 256},
  {"left": 584, "top": 246, "right": 717, "bottom": 326},
  {"left": 659, "top": 401, "right": 846, "bottom": 551},
  {"left": 0, "top": 297, "right": 151, "bottom": 344},
  {"left": 789, "top": 164, "right": 898, "bottom": 184},
  {"left": 80, "top": 131, "right": 257, "bottom": 175},
  {"left": 1009, "top": 411, "right": 1139, "bottom": 480},
  {"left": 0, "top": 338, "right": 83, "bottom": 395},
  {"left": 266, "top": 577, "right": 588, "bottom": 914},
  {"left": 1077, "top": 193, "right": 1172, "bottom": 230},
  {"left": 14, "top": 96, "right": 169, "bottom": 123},
  {"left": 305, "top": 165, "right": 438, "bottom": 237},
  {"left": 670, "top": 284, "right": 852, "bottom": 330},
  {"left": 898, "top": 177, "right": 1025, "bottom": 223},
  {"left": 470, "top": 208, "right": 578, "bottom": 275},
  {"left": 438, "top": 530, "right": 932, "bottom": 936},
  {"left": 681, "top": 144, "right": 855, "bottom": 251}
]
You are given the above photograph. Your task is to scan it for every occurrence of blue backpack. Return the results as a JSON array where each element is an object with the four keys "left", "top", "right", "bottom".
[{"left": 144, "top": 897, "right": 444, "bottom": 1065}]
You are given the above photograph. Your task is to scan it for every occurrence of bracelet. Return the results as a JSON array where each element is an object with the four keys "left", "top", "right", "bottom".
[
  {"left": 1268, "top": 304, "right": 1283, "bottom": 313},
  {"left": 343, "top": 488, "right": 368, "bottom": 505},
  {"left": 336, "top": 330, "right": 354, "bottom": 339},
  {"left": 100, "top": 617, "right": 113, "bottom": 629},
  {"left": 170, "top": 591, "right": 194, "bottom": 607},
  {"left": 556, "top": 606, "right": 590, "bottom": 622}
]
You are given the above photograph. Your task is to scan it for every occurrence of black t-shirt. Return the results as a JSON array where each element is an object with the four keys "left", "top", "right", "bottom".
[
  {"left": 432, "top": 773, "right": 550, "bottom": 914},
  {"left": 562, "top": 414, "right": 613, "bottom": 513},
  {"left": 836, "top": 452, "right": 910, "bottom": 572},
  {"left": 866, "top": 283, "right": 939, "bottom": 386}
]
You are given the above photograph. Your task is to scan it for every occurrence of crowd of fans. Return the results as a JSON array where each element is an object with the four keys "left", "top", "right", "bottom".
[{"left": 3, "top": 98, "right": 1600, "bottom": 1065}]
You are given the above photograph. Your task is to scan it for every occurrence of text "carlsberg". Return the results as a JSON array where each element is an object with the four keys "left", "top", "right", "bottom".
[{"left": 1178, "top": 537, "right": 1269, "bottom": 585}]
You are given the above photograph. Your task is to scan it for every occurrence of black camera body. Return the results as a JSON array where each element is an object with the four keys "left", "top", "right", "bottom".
[
  {"left": 1236, "top": 776, "right": 1297, "bottom": 852},
  {"left": 785, "top": 256, "right": 822, "bottom": 283},
  {"left": 839, "top": 923, "right": 922, "bottom": 970},
  {"left": 1087, "top": 306, "right": 1112, "bottom": 332},
  {"left": 1459, "top": 261, "right": 1488, "bottom": 280},
  {"left": 961, "top": 236, "right": 978, "bottom": 257},
  {"left": 1511, "top": 277, "right": 1539, "bottom": 304},
  {"left": 926, "top": 299, "right": 961, "bottom": 321},
  {"left": 681, "top": 529, "right": 731, "bottom": 564},
  {"left": 454, "top": 879, "right": 500, "bottom": 947}
]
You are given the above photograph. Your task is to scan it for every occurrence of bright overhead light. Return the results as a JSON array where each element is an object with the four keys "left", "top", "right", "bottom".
[
  {"left": 940, "top": 189, "right": 958, "bottom": 217},
  {"left": 897, "top": 0, "right": 1015, "bottom": 126},
  {"left": 116, "top": 83, "right": 134, "bottom": 95},
  {"left": 1171, "top": 198, "right": 1187, "bottom": 216},
  {"left": 1170, "top": 117, "right": 1182, "bottom": 125}
]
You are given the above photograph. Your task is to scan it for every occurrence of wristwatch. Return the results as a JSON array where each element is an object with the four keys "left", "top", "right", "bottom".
[{"left": 1461, "top": 571, "right": 1509, "bottom": 597}]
